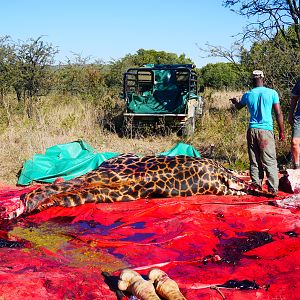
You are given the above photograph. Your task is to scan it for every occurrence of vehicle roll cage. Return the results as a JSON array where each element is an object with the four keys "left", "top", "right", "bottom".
[{"left": 123, "top": 65, "right": 198, "bottom": 104}]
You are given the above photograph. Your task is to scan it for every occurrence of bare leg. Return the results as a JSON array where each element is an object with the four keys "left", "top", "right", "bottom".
[{"left": 291, "top": 137, "right": 300, "bottom": 168}]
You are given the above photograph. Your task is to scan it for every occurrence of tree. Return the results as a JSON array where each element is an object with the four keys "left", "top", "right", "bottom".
[
  {"left": 55, "top": 54, "right": 92, "bottom": 96},
  {"left": 200, "top": 2, "right": 300, "bottom": 106},
  {"left": 223, "top": 0, "right": 300, "bottom": 47},
  {"left": 131, "top": 49, "right": 193, "bottom": 66},
  {"left": 0, "top": 36, "right": 16, "bottom": 102},
  {"left": 57, "top": 55, "right": 108, "bottom": 101},
  {"left": 14, "top": 37, "right": 58, "bottom": 104},
  {"left": 199, "top": 62, "right": 250, "bottom": 89},
  {"left": 104, "top": 49, "right": 194, "bottom": 90},
  {"left": 240, "top": 27, "right": 300, "bottom": 110}
]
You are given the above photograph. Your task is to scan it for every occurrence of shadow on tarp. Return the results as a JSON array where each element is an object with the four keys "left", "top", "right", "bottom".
[{"left": 0, "top": 184, "right": 300, "bottom": 299}]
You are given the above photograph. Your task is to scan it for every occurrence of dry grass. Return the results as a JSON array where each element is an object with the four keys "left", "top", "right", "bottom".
[
  {"left": 0, "top": 128, "right": 179, "bottom": 185},
  {"left": 0, "top": 90, "right": 290, "bottom": 186},
  {"left": 210, "top": 91, "right": 243, "bottom": 109},
  {"left": 0, "top": 94, "right": 181, "bottom": 185}
]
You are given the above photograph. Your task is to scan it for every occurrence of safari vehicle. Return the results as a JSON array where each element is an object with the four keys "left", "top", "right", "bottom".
[{"left": 121, "top": 64, "right": 203, "bottom": 137}]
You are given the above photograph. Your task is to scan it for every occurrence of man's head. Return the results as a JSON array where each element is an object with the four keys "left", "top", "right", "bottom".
[{"left": 252, "top": 70, "right": 264, "bottom": 87}]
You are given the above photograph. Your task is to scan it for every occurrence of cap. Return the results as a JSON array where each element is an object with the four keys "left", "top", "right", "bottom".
[{"left": 252, "top": 70, "right": 264, "bottom": 78}]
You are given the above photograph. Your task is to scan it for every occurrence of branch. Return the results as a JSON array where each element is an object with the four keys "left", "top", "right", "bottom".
[
  {"left": 196, "top": 42, "right": 244, "bottom": 65},
  {"left": 223, "top": 0, "right": 300, "bottom": 47}
]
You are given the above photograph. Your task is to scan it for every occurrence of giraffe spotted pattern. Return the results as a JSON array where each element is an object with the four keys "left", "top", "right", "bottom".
[{"left": 23, "top": 154, "right": 256, "bottom": 214}]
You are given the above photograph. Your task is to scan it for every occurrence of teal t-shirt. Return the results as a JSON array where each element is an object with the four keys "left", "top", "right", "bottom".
[{"left": 240, "top": 86, "right": 279, "bottom": 131}]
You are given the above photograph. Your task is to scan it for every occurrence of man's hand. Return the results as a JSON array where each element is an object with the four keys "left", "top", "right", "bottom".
[
  {"left": 229, "top": 97, "right": 239, "bottom": 105},
  {"left": 279, "top": 131, "right": 285, "bottom": 141},
  {"left": 230, "top": 97, "right": 245, "bottom": 110}
]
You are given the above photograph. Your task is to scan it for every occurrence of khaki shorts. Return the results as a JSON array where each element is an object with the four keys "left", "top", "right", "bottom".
[{"left": 293, "top": 116, "right": 300, "bottom": 138}]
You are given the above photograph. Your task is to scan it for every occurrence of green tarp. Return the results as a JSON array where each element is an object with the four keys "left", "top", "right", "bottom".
[
  {"left": 17, "top": 140, "right": 201, "bottom": 186},
  {"left": 127, "top": 89, "right": 188, "bottom": 114},
  {"left": 159, "top": 142, "right": 201, "bottom": 158},
  {"left": 17, "top": 140, "right": 119, "bottom": 185},
  {"left": 127, "top": 66, "right": 198, "bottom": 114}
]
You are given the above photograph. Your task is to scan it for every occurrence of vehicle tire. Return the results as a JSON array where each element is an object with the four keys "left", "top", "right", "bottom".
[
  {"left": 183, "top": 116, "right": 195, "bottom": 136},
  {"left": 122, "top": 116, "right": 133, "bottom": 138},
  {"left": 183, "top": 102, "right": 196, "bottom": 136}
]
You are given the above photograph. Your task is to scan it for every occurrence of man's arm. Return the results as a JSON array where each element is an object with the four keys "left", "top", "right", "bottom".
[
  {"left": 230, "top": 97, "right": 246, "bottom": 110},
  {"left": 288, "top": 95, "right": 299, "bottom": 125},
  {"left": 273, "top": 103, "right": 285, "bottom": 141},
  {"left": 288, "top": 78, "right": 300, "bottom": 125}
]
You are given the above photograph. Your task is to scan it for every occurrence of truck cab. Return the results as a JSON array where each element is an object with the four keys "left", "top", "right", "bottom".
[{"left": 122, "top": 64, "right": 203, "bottom": 137}]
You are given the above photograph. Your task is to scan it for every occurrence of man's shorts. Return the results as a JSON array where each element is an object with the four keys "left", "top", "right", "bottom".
[{"left": 293, "top": 116, "right": 300, "bottom": 138}]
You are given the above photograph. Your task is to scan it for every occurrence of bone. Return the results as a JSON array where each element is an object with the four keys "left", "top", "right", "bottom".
[
  {"left": 148, "top": 268, "right": 186, "bottom": 300},
  {"left": 118, "top": 269, "right": 160, "bottom": 300}
]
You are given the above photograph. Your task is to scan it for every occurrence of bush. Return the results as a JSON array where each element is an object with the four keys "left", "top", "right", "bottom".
[{"left": 199, "top": 62, "right": 250, "bottom": 90}]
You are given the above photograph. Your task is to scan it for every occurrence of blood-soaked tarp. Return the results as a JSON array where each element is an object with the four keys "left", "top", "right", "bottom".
[{"left": 0, "top": 184, "right": 299, "bottom": 299}]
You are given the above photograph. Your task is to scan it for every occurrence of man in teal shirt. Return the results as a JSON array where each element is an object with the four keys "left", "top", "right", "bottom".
[{"left": 230, "top": 70, "right": 285, "bottom": 195}]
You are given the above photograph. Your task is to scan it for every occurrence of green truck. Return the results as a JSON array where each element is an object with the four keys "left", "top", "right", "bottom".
[{"left": 122, "top": 64, "right": 203, "bottom": 137}]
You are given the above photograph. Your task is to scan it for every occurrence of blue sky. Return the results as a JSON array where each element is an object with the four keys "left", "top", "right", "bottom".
[{"left": 1, "top": 0, "right": 249, "bottom": 67}]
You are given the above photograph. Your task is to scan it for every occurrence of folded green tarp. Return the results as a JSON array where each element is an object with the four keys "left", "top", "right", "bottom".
[
  {"left": 17, "top": 140, "right": 119, "bottom": 185},
  {"left": 158, "top": 142, "right": 201, "bottom": 158},
  {"left": 17, "top": 140, "right": 201, "bottom": 185}
]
